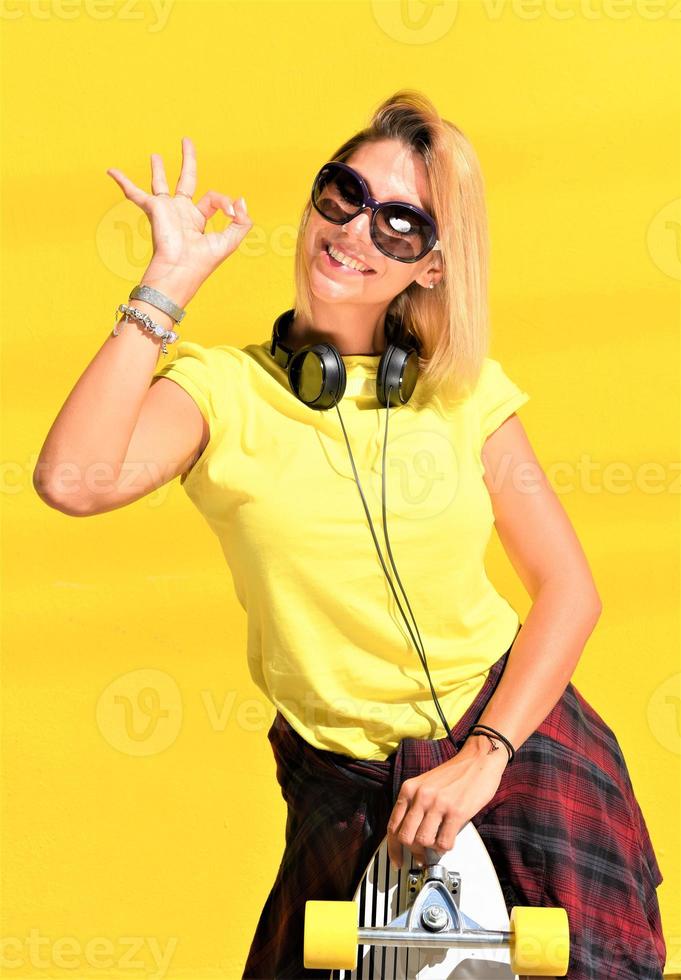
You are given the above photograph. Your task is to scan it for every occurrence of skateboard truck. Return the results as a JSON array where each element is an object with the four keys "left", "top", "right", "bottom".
[
  {"left": 304, "top": 849, "right": 570, "bottom": 975},
  {"left": 362, "top": 858, "right": 512, "bottom": 953}
]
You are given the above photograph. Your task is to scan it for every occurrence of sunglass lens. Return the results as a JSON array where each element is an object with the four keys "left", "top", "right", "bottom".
[
  {"left": 312, "top": 165, "right": 363, "bottom": 222},
  {"left": 375, "top": 205, "right": 432, "bottom": 261}
]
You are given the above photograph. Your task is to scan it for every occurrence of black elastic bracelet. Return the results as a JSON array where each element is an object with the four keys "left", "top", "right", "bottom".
[{"left": 468, "top": 723, "right": 516, "bottom": 763}]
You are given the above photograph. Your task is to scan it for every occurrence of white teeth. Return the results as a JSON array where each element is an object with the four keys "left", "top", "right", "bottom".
[{"left": 326, "top": 243, "right": 371, "bottom": 273}]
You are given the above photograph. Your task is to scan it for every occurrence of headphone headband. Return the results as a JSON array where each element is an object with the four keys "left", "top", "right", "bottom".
[
  {"left": 270, "top": 308, "right": 420, "bottom": 370},
  {"left": 269, "top": 308, "right": 420, "bottom": 409}
]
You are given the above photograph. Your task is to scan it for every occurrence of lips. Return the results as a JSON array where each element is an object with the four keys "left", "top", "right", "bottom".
[{"left": 321, "top": 238, "right": 376, "bottom": 273}]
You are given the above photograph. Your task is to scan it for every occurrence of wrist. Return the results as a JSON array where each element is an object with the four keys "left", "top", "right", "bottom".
[
  {"left": 455, "top": 732, "right": 510, "bottom": 767},
  {"left": 141, "top": 266, "right": 200, "bottom": 309}
]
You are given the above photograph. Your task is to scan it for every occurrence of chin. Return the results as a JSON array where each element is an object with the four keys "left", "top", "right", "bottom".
[{"left": 308, "top": 262, "right": 359, "bottom": 299}]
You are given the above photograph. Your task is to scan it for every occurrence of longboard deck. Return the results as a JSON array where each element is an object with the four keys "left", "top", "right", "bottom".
[{"left": 335, "top": 820, "right": 516, "bottom": 979}]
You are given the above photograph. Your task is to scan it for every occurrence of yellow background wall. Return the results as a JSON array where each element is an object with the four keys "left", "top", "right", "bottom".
[{"left": 1, "top": 0, "right": 679, "bottom": 976}]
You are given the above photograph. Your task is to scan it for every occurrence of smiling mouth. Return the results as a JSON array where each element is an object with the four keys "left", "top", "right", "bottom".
[{"left": 321, "top": 239, "right": 377, "bottom": 275}]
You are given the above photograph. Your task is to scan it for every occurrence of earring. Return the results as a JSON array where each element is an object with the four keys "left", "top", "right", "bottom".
[{"left": 428, "top": 281, "right": 435, "bottom": 289}]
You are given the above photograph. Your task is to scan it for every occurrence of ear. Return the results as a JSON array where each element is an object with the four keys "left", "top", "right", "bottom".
[{"left": 413, "top": 251, "right": 444, "bottom": 290}]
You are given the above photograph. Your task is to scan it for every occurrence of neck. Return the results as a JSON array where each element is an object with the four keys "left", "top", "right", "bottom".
[{"left": 287, "top": 300, "right": 393, "bottom": 356}]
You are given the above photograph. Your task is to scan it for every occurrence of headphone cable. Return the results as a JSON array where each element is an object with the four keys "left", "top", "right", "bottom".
[{"left": 333, "top": 391, "right": 458, "bottom": 747}]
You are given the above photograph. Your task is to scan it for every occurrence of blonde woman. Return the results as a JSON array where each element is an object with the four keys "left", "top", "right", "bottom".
[{"left": 34, "top": 90, "right": 665, "bottom": 979}]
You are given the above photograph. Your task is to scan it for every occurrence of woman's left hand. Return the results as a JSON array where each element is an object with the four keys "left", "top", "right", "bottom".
[{"left": 386, "top": 737, "right": 509, "bottom": 869}]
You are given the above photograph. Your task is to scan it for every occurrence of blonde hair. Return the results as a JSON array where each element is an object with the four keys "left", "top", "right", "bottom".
[{"left": 292, "top": 88, "right": 491, "bottom": 411}]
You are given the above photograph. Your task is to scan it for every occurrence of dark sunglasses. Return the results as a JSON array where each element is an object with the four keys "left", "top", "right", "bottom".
[{"left": 310, "top": 161, "right": 441, "bottom": 264}]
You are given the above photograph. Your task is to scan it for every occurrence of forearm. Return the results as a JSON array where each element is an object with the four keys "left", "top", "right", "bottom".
[
  {"left": 33, "top": 270, "right": 191, "bottom": 510},
  {"left": 469, "top": 576, "right": 602, "bottom": 754}
]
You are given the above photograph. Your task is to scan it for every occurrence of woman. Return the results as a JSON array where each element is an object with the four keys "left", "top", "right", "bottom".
[{"left": 34, "top": 90, "right": 665, "bottom": 979}]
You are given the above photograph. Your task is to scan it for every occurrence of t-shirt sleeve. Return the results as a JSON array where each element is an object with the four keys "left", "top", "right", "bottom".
[
  {"left": 473, "top": 356, "right": 530, "bottom": 449},
  {"left": 152, "top": 340, "right": 216, "bottom": 429},
  {"left": 150, "top": 340, "right": 232, "bottom": 487}
]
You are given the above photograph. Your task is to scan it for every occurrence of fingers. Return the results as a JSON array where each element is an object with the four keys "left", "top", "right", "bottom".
[
  {"left": 386, "top": 793, "right": 410, "bottom": 869},
  {"left": 194, "top": 190, "right": 237, "bottom": 222},
  {"left": 399, "top": 804, "right": 434, "bottom": 867},
  {"left": 106, "top": 167, "right": 149, "bottom": 208},
  {"left": 214, "top": 195, "right": 253, "bottom": 246},
  {"left": 389, "top": 840, "right": 404, "bottom": 871},
  {"left": 433, "top": 814, "right": 459, "bottom": 854},
  {"left": 231, "top": 195, "right": 249, "bottom": 222},
  {"left": 109, "top": 138, "right": 245, "bottom": 235},
  {"left": 413, "top": 809, "right": 446, "bottom": 854},
  {"left": 387, "top": 787, "right": 456, "bottom": 869},
  {"left": 175, "top": 136, "right": 197, "bottom": 199},
  {"left": 150, "top": 152, "right": 170, "bottom": 196},
  {"left": 386, "top": 793, "right": 409, "bottom": 837}
]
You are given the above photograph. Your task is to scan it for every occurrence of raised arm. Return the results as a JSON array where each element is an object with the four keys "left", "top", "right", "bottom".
[{"left": 33, "top": 136, "right": 252, "bottom": 516}]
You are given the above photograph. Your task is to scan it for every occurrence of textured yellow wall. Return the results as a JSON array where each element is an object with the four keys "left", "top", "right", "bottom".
[{"left": 2, "top": 0, "right": 679, "bottom": 976}]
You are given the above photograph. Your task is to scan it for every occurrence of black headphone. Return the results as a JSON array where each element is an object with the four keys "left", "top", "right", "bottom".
[
  {"left": 269, "top": 308, "right": 460, "bottom": 749},
  {"left": 270, "top": 307, "right": 421, "bottom": 409}
]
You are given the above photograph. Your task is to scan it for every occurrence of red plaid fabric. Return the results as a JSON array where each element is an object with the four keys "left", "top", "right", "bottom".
[{"left": 242, "top": 634, "right": 666, "bottom": 979}]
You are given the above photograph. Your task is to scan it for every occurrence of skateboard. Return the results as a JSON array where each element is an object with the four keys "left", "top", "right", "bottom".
[{"left": 304, "top": 819, "right": 569, "bottom": 978}]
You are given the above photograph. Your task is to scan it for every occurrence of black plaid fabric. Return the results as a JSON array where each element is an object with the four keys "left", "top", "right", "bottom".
[{"left": 243, "top": 638, "right": 666, "bottom": 979}]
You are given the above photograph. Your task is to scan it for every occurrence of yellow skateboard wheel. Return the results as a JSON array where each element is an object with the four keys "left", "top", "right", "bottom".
[
  {"left": 304, "top": 899, "right": 358, "bottom": 970},
  {"left": 509, "top": 906, "right": 570, "bottom": 976}
]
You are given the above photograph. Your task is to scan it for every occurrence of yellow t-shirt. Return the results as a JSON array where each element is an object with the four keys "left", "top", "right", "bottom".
[{"left": 152, "top": 335, "right": 530, "bottom": 760}]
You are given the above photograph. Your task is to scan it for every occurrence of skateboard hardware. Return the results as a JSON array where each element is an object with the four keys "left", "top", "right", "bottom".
[
  {"left": 304, "top": 822, "right": 570, "bottom": 976},
  {"left": 355, "top": 858, "right": 513, "bottom": 952}
]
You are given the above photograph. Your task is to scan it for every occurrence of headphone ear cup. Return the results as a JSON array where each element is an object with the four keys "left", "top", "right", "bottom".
[
  {"left": 376, "top": 344, "right": 419, "bottom": 407},
  {"left": 288, "top": 343, "right": 347, "bottom": 409}
]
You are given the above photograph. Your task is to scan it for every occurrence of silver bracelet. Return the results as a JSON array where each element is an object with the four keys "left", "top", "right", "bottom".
[
  {"left": 128, "top": 283, "right": 186, "bottom": 323},
  {"left": 113, "top": 303, "right": 179, "bottom": 357}
]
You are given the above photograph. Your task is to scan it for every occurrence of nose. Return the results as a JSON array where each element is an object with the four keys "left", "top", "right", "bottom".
[{"left": 341, "top": 206, "right": 373, "bottom": 242}]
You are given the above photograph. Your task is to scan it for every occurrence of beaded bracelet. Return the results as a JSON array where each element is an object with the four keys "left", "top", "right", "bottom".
[{"left": 113, "top": 303, "right": 179, "bottom": 357}]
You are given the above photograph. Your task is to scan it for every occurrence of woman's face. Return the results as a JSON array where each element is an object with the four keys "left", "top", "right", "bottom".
[{"left": 303, "top": 138, "right": 443, "bottom": 307}]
